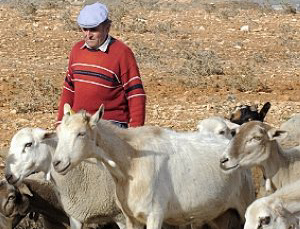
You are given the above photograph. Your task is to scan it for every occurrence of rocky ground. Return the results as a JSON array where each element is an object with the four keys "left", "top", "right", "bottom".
[{"left": 0, "top": 0, "right": 299, "bottom": 228}]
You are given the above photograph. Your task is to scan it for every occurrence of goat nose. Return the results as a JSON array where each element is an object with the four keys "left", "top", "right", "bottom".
[
  {"left": 220, "top": 157, "right": 229, "bottom": 164},
  {"left": 5, "top": 173, "right": 13, "bottom": 183},
  {"left": 52, "top": 160, "right": 61, "bottom": 168}
]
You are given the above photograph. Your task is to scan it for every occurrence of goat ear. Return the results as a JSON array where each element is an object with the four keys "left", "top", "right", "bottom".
[
  {"left": 267, "top": 128, "right": 288, "bottom": 141},
  {"left": 63, "top": 103, "right": 75, "bottom": 116},
  {"left": 64, "top": 103, "right": 71, "bottom": 115},
  {"left": 90, "top": 104, "right": 104, "bottom": 126},
  {"left": 41, "top": 131, "right": 57, "bottom": 143},
  {"left": 18, "top": 183, "right": 33, "bottom": 197},
  {"left": 259, "top": 102, "right": 271, "bottom": 121},
  {"left": 33, "top": 128, "right": 56, "bottom": 142}
]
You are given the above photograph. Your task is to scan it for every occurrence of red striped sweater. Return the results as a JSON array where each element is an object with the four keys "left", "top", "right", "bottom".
[{"left": 57, "top": 37, "right": 146, "bottom": 127}]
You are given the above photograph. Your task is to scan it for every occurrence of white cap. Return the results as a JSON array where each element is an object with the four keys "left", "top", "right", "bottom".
[{"left": 77, "top": 2, "right": 109, "bottom": 28}]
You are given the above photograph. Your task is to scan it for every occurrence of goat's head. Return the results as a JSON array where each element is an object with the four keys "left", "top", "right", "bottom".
[
  {"left": 5, "top": 128, "right": 55, "bottom": 185},
  {"left": 244, "top": 197, "right": 299, "bottom": 229},
  {"left": 197, "top": 117, "right": 239, "bottom": 139},
  {"left": 220, "top": 121, "right": 287, "bottom": 171},
  {"left": 197, "top": 117, "right": 232, "bottom": 139},
  {"left": 0, "top": 180, "right": 31, "bottom": 219},
  {"left": 52, "top": 104, "right": 103, "bottom": 175},
  {"left": 230, "top": 102, "right": 271, "bottom": 125}
]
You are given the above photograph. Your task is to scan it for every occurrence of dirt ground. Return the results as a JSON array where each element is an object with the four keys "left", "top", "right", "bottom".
[{"left": 0, "top": 0, "right": 299, "bottom": 221}]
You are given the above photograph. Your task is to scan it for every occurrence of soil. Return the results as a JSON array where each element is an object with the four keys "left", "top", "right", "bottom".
[{"left": 0, "top": 0, "right": 299, "bottom": 225}]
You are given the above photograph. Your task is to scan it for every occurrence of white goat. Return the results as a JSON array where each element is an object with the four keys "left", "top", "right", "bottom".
[
  {"left": 5, "top": 127, "right": 125, "bottom": 229},
  {"left": 279, "top": 114, "right": 300, "bottom": 148},
  {"left": 244, "top": 180, "right": 300, "bottom": 229},
  {"left": 52, "top": 105, "right": 255, "bottom": 229},
  {"left": 220, "top": 121, "right": 300, "bottom": 194},
  {"left": 197, "top": 116, "right": 239, "bottom": 139}
]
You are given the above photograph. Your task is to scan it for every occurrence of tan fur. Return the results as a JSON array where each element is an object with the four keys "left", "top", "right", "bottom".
[{"left": 220, "top": 121, "right": 300, "bottom": 193}]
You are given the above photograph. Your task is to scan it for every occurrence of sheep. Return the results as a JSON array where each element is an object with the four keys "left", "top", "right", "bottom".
[
  {"left": 219, "top": 121, "right": 300, "bottom": 194},
  {"left": 4, "top": 127, "right": 125, "bottom": 229},
  {"left": 244, "top": 180, "right": 300, "bottom": 229},
  {"left": 0, "top": 178, "right": 69, "bottom": 229},
  {"left": 229, "top": 102, "right": 271, "bottom": 125},
  {"left": 196, "top": 116, "right": 239, "bottom": 139},
  {"left": 52, "top": 104, "right": 255, "bottom": 229}
]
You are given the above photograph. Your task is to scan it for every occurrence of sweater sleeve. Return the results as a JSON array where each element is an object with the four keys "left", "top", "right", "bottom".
[
  {"left": 56, "top": 52, "right": 75, "bottom": 124},
  {"left": 120, "top": 48, "right": 146, "bottom": 127}
]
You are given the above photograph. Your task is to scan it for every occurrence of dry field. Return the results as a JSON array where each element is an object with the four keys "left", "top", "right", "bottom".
[{"left": 0, "top": 0, "right": 300, "bottom": 228}]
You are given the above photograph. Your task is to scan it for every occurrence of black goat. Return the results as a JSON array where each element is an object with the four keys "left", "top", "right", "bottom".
[{"left": 230, "top": 102, "right": 271, "bottom": 125}]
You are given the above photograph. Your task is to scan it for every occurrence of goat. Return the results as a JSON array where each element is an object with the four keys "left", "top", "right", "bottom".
[
  {"left": 197, "top": 116, "right": 239, "bottom": 139},
  {"left": 219, "top": 121, "right": 300, "bottom": 194},
  {"left": 244, "top": 180, "right": 300, "bottom": 229},
  {"left": 0, "top": 178, "right": 69, "bottom": 229},
  {"left": 5, "top": 127, "right": 125, "bottom": 229},
  {"left": 52, "top": 104, "right": 255, "bottom": 229},
  {"left": 229, "top": 102, "right": 271, "bottom": 125}
]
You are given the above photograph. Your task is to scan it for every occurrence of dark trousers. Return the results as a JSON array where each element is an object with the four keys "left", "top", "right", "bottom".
[{"left": 110, "top": 121, "right": 128, "bottom": 128}]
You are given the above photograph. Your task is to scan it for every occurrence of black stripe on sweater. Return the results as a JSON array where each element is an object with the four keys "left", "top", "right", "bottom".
[
  {"left": 74, "top": 70, "right": 118, "bottom": 83},
  {"left": 125, "top": 84, "right": 144, "bottom": 94},
  {"left": 64, "top": 76, "right": 74, "bottom": 88}
]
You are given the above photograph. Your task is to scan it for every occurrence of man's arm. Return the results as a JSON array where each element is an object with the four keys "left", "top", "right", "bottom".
[
  {"left": 56, "top": 64, "right": 75, "bottom": 125},
  {"left": 120, "top": 49, "right": 146, "bottom": 127}
]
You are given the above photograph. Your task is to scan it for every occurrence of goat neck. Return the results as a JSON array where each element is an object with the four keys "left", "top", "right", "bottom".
[
  {"left": 92, "top": 121, "right": 133, "bottom": 181},
  {"left": 261, "top": 142, "right": 288, "bottom": 190}
]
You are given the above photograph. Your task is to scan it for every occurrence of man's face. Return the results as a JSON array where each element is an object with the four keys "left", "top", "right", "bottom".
[{"left": 82, "top": 22, "right": 110, "bottom": 49}]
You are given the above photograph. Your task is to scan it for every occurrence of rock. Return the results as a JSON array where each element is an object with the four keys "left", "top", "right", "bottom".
[{"left": 240, "top": 25, "right": 249, "bottom": 32}]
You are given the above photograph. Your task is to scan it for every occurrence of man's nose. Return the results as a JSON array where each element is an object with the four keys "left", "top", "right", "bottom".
[
  {"left": 85, "top": 30, "right": 90, "bottom": 36},
  {"left": 84, "top": 30, "right": 92, "bottom": 38}
]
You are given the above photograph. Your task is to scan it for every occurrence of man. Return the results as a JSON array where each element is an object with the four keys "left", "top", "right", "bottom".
[{"left": 57, "top": 2, "right": 146, "bottom": 128}]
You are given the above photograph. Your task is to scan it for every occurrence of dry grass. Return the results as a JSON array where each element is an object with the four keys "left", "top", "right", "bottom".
[{"left": 2, "top": 0, "right": 298, "bottom": 115}]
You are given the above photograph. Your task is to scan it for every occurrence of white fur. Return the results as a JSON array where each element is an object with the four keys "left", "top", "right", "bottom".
[
  {"left": 197, "top": 116, "right": 239, "bottom": 139},
  {"left": 244, "top": 180, "right": 300, "bottom": 229},
  {"left": 5, "top": 127, "right": 125, "bottom": 229},
  {"left": 52, "top": 107, "right": 255, "bottom": 229},
  {"left": 279, "top": 114, "right": 300, "bottom": 147}
]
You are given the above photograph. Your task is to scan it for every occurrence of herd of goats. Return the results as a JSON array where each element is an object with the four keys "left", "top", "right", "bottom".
[{"left": 1, "top": 101, "right": 300, "bottom": 229}]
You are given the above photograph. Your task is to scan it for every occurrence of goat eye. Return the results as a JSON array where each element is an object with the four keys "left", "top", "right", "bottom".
[
  {"left": 25, "top": 142, "right": 32, "bottom": 148},
  {"left": 77, "top": 132, "right": 86, "bottom": 137},
  {"left": 219, "top": 130, "right": 225, "bottom": 135},
  {"left": 8, "top": 195, "right": 15, "bottom": 201},
  {"left": 252, "top": 136, "right": 262, "bottom": 141},
  {"left": 259, "top": 216, "right": 271, "bottom": 225}
]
